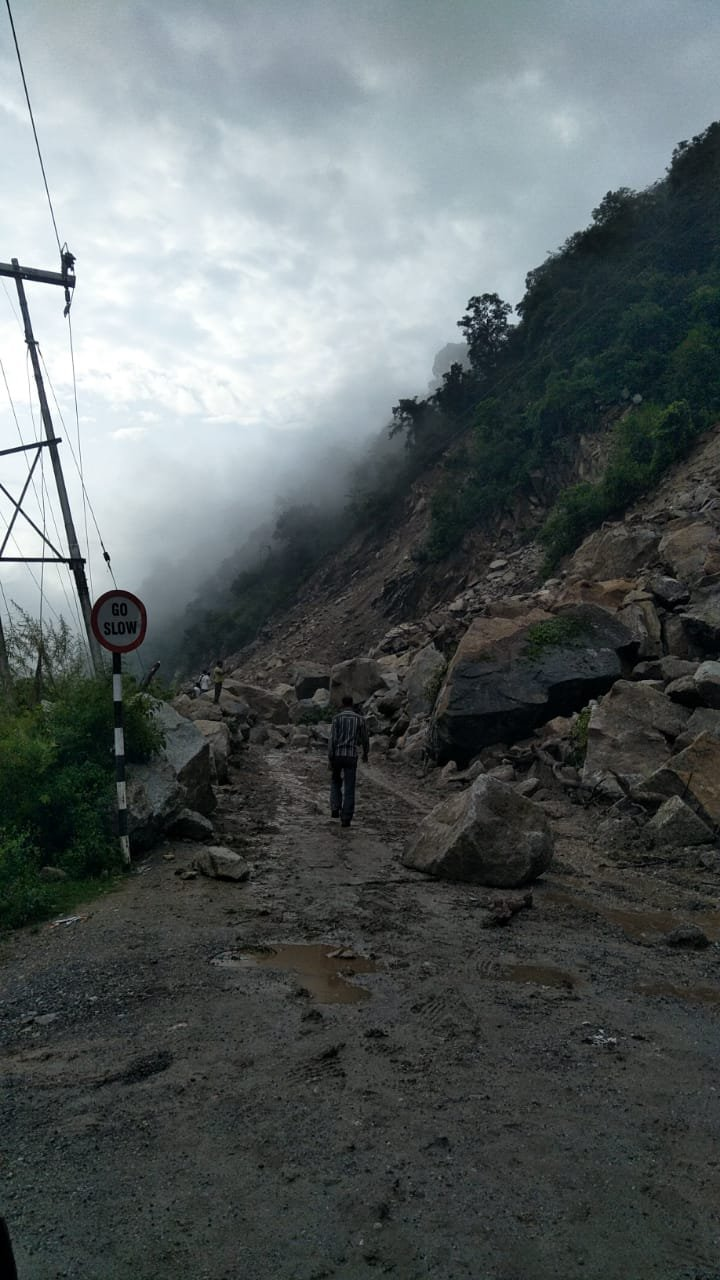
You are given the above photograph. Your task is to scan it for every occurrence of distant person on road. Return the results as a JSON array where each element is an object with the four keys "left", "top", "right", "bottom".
[
  {"left": 328, "top": 695, "right": 370, "bottom": 828},
  {"left": 199, "top": 669, "right": 212, "bottom": 693},
  {"left": 212, "top": 660, "right": 224, "bottom": 704}
]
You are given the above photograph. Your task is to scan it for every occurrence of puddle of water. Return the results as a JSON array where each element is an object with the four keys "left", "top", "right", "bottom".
[
  {"left": 476, "top": 954, "right": 578, "bottom": 990},
  {"left": 545, "top": 889, "right": 720, "bottom": 943},
  {"left": 505, "top": 963, "right": 577, "bottom": 990},
  {"left": 606, "top": 907, "right": 720, "bottom": 943},
  {"left": 212, "top": 944, "right": 377, "bottom": 1004},
  {"left": 636, "top": 982, "right": 720, "bottom": 1007}
]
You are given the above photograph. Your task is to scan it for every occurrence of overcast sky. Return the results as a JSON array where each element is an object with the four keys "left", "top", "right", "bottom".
[{"left": 0, "top": 0, "right": 719, "bottom": 652}]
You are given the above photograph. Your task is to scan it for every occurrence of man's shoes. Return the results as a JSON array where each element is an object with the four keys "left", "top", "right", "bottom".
[
  {"left": 331, "top": 810, "right": 340, "bottom": 819},
  {"left": 341, "top": 819, "right": 351, "bottom": 828}
]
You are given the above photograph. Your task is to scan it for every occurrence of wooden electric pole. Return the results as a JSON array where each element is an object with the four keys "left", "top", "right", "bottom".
[{"left": 0, "top": 254, "right": 102, "bottom": 674}]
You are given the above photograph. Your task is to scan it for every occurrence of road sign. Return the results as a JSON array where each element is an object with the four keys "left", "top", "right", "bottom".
[{"left": 91, "top": 589, "right": 147, "bottom": 654}]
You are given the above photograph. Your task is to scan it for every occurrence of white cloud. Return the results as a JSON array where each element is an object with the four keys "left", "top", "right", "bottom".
[{"left": 0, "top": 0, "right": 719, "bottom": 627}]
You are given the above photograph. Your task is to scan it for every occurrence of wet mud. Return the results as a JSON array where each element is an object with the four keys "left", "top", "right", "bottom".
[{"left": 2, "top": 744, "right": 720, "bottom": 1280}]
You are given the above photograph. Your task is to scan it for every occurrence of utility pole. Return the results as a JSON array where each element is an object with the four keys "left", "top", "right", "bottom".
[{"left": 0, "top": 254, "right": 102, "bottom": 674}]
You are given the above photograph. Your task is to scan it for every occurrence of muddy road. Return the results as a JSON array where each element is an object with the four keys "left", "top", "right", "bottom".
[{"left": 2, "top": 746, "right": 720, "bottom": 1280}]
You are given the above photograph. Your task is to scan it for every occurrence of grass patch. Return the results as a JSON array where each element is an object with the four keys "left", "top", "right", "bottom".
[
  {"left": 0, "top": 848, "right": 125, "bottom": 934},
  {"left": 524, "top": 616, "right": 587, "bottom": 660}
]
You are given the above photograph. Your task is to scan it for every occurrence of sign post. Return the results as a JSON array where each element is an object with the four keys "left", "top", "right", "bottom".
[{"left": 90, "top": 590, "right": 148, "bottom": 867}]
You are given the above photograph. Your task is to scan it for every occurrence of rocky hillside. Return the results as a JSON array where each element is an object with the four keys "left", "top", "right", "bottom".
[{"left": 190, "top": 417, "right": 717, "bottom": 876}]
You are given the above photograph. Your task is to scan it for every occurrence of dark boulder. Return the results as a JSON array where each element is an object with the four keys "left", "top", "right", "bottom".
[{"left": 430, "top": 604, "right": 633, "bottom": 764}]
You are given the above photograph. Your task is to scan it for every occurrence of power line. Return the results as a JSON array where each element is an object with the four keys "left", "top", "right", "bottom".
[
  {"left": 66, "top": 312, "right": 93, "bottom": 597},
  {"left": 5, "top": 0, "right": 62, "bottom": 254},
  {"left": 38, "top": 348, "right": 117, "bottom": 587}
]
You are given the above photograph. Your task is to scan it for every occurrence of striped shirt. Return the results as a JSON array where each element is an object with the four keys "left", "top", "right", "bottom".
[{"left": 329, "top": 708, "right": 370, "bottom": 761}]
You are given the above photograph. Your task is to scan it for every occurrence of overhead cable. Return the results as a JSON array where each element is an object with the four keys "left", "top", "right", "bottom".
[{"left": 5, "top": 0, "right": 62, "bottom": 254}]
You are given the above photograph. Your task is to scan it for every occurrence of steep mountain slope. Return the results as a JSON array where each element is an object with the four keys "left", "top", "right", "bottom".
[
  {"left": 177, "top": 121, "right": 720, "bottom": 678},
  {"left": 233, "top": 418, "right": 720, "bottom": 684}
]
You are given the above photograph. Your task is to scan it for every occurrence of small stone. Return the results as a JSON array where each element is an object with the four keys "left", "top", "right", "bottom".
[
  {"left": 194, "top": 846, "right": 250, "bottom": 882},
  {"left": 38, "top": 865, "right": 68, "bottom": 883},
  {"left": 663, "top": 925, "right": 710, "bottom": 949}
]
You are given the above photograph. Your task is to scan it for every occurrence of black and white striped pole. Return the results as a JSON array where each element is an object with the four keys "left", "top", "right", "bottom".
[
  {"left": 112, "top": 650, "right": 130, "bottom": 865},
  {"left": 90, "top": 590, "right": 148, "bottom": 869}
]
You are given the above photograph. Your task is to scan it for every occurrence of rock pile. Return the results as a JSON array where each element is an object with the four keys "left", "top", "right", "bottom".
[{"left": 173, "top": 439, "right": 720, "bottom": 877}]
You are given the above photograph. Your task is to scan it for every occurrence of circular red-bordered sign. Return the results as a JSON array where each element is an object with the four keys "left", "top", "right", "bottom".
[{"left": 91, "top": 590, "right": 147, "bottom": 653}]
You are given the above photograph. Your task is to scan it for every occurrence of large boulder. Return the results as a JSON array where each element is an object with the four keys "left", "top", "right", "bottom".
[
  {"left": 658, "top": 521, "right": 720, "bottom": 585},
  {"left": 126, "top": 706, "right": 217, "bottom": 849},
  {"left": 126, "top": 761, "right": 183, "bottom": 852},
  {"left": 636, "top": 732, "right": 720, "bottom": 825},
  {"left": 403, "top": 644, "right": 447, "bottom": 718},
  {"left": 293, "top": 664, "right": 330, "bottom": 700},
  {"left": 616, "top": 596, "right": 663, "bottom": 659},
  {"left": 172, "top": 693, "right": 224, "bottom": 723},
  {"left": 330, "top": 657, "right": 385, "bottom": 707},
  {"left": 582, "top": 681, "right": 689, "bottom": 791},
  {"left": 194, "top": 719, "right": 231, "bottom": 783},
  {"left": 150, "top": 701, "right": 215, "bottom": 814},
  {"left": 431, "top": 604, "right": 633, "bottom": 764},
  {"left": 223, "top": 682, "right": 289, "bottom": 725},
  {"left": 402, "top": 776, "right": 553, "bottom": 887},
  {"left": 647, "top": 575, "right": 691, "bottom": 610},
  {"left": 568, "top": 524, "right": 659, "bottom": 580},
  {"left": 693, "top": 661, "right": 720, "bottom": 709},
  {"left": 646, "top": 797, "right": 714, "bottom": 848},
  {"left": 680, "top": 589, "right": 720, "bottom": 654},
  {"left": 551, "top": 578, "right": 636, "bottom": 612}
]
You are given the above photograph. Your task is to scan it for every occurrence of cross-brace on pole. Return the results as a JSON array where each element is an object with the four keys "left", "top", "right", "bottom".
[{"left": 0, "top": 255, "right": 102, "bottom": 673}]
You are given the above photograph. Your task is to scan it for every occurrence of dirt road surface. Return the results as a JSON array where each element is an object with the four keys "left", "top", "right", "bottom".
[{"left": 2, "top": 745, "right": 720, "bottom": 1280}]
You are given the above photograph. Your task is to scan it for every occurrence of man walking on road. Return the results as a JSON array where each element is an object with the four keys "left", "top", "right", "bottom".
[{"left": 328, "top": 695, "right": 369, "bottom": 828}]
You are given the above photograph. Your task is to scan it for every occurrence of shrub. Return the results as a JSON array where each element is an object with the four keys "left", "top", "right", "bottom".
[
  {"left": 568, "top": 706, "right": 592, "bottom": 767},
  {"left": 0, "top": 830, "right": 53, "bottom": 931},
  {"left": 541, "top": 400, "right": 697, "bottom": 566},
  {"left": 0, "top": 673, "right": 164, "bottom": 928}
]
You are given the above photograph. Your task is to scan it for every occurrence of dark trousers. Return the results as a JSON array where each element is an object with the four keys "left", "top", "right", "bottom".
[
  {"left": 214, "top": 683, "right": 222, "bottom": 704},
  {"left": 330, "top": 758, "right": 357, "bottom": 820}
]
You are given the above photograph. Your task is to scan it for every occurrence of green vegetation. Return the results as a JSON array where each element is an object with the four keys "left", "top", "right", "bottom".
[
  {"left": 524, "top": 617, "right": 586, "bottom": 660},
  {"left": 0, "top": 630, "right": 164, "bottom": 930},
  {"left": 568, "top": 706, "right": 592, "bottom": 767},
  {"left": 540, "top": 400, "right": 697, "bottom": 566},
  {"left": 422, "top": 124, "right": 720, "bottom": 561},
  {"left": 424, "top": 665, "right": 447, "bottom": 708},
  {"left": 176, "top": 122, "right": 720, "bottom": 666}
]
